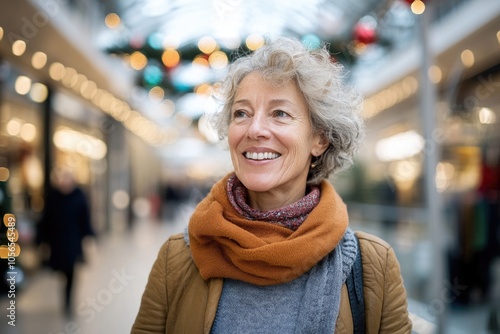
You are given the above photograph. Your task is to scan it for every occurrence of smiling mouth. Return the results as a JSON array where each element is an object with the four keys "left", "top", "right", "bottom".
[{"left": 244, "top": 152, "right": 281, "bottom": 161}]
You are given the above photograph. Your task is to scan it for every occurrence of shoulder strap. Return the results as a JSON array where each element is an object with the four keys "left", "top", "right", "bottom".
[{"left": 346, "top": 234, "right": 365, "bottom": 334}]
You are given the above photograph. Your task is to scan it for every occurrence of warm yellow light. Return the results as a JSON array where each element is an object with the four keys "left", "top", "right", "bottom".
[
  {"left": 24, "top": 161, "right": 43, "bottom": 189},
  {"left": 208, "top": 51, "right": 228, "bottom": 69},
  {"left": 401, "top": 76, "right": 418, "bottom": 95},
  {"left": 130, "top": 51, "right": 148, "bottom": 70},
  {"left": 80, "top": 80, "right": 97, "bottom": 99},
  {"left": 98, "top": 92, "right": 114, "bottom": 113},
  {"left": 0, "top": 167, "right": 9, "bottom": 182},
  {"left": 124, "top": 111, "right": 141, "bottom": 131},
  {"left": 49, "top": 62, "right": 66, "bottom": 81},
  {"left": 376, "top": 130, "right": 424, "bottom": 161},
  {"left": 198, "top": 36, "right": 217, "bottom": 54},
  {"left": 193, "top": 55, "right": 209, "bottom": 67},
  {"left": 29, "top": 82, "right": 49, "bottom": 103},
  {"left": 411, "top": 0, "right": 426, "bottom": 15},
  {"left": 31, "top": 51, "right": 47, "bottom": 69},
  {"left": 436, "top": 162, "right": 455, "bottom": 192},
  {"left": 496, "top": 31, "right": 500, "bottom": 45},
  {"left": 362, "top": 99, "right": 378, "bottom": 119},
  {"left": 149, "top": 86, "right": 164, "bottom": 101},
  {"left": 161, "top": 48, "right": 180, "bottom": 68},
  {"left": 0, "top": 27, "right": 3, "bottom": 41},
  {"left": 91, "top": 89, "right": 105, "bottom": 106},
  {"left": 460, "top": 49, "right": 474, "bottom": 68},
  {"left": 20, "top": 123, "right": 36, "bottom": 142},
  {"left": 391, "top": 160, "right": 420, "bottom": 184},
  {"left": 15, "top": 76, "right": 31, "bottom": 95},
  {"left": 62, "top": 67, "right": 78, "bottom": 87},
  {"left": 0, "top": 244, "right": 20, "bottom": 258},
  {"left": 53, "top": 127, "right": 107, "bottom": 160},
  {"left": 12, "top": 40, "right": 26, "bottom": 56},
  {"left": 113, "top": 104, "right": 131, "bottom": 122},
  {"left": 478, "top": 107, "right": 496, "bottom": 124},
  {"left": 6, "top": 119, "right": 22, "bottom": 136},
  {"left": 195, "top": 83, "right": 212, "bottom": 95},
  {"left": 246, "top": 34, "right": 265, "bottom": 51},
  {"left": 72, "top": 73, "right": 87, "bottom": 92},
  {"left": 428, "top": 65, "right": 442, "bottom": 84},
  {"left": 105, "top": 13, "right": 121, "bottom": 29}
]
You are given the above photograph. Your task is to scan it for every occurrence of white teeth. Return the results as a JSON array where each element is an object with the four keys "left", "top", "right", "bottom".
[{"left": 245, "top": 152, "right": 280, "bottom": 160}]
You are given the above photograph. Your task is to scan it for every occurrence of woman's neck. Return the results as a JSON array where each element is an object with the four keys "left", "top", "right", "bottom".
[{"left": 246, "top": 186, "right": 307, "bottom": 211}]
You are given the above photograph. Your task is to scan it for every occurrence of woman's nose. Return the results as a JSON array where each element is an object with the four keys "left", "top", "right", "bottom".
[{"left": 247, "top": 112, "right": 270, "bottom": 139}]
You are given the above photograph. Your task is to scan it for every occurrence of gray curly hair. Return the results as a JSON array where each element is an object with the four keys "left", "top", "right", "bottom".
[{"left": 210, "top": 36, "right": 364, "bottom": 185}]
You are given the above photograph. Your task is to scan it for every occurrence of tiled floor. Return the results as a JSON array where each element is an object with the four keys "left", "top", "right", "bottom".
[
  {"left": 0, "top": 209, "right": 495, "bottom": 333},
  {"left": 0, "top": 215, "right": 188, "bottom": 334}
]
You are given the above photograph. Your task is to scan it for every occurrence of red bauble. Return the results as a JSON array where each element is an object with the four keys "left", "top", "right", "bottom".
[
  {"left": 403, "top": 0, "right": 426, "bottom": 5},
  {"left": 353, "top": 23, "right": 376, "bottom": 45}
]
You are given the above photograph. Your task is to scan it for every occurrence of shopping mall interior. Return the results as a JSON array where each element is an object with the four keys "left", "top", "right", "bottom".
[{"left": 0, "top": 0, "right": 499, "bottom": 333}]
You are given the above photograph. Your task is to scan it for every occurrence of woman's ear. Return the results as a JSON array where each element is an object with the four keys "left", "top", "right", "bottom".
[{"left": 312, "top": 135, "right": 330, "bottom": 156}]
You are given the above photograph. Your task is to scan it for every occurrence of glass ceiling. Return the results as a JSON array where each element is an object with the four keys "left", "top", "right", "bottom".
[
  {"left": 99, "top": 0, "right": 384, "bottom": 49},
  {"left": 89, "top": 0, "right": 425, "bottom": 169}
]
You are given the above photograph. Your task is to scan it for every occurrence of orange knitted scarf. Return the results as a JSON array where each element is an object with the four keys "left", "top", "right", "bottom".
[{"left": 188, "top": 174, "right": 348, "bottom": 286}]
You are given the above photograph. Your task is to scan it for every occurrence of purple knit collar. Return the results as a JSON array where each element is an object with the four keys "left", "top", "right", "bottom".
[{"left": 226, "top": 174, "right": 320, "bottom": 231}]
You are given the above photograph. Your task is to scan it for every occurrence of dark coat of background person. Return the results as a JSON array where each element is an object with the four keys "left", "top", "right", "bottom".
[
  {"left": 37, "top": 185, "right": 94, "bottom": 271},
  {"left": 36, "top": 171, "right": 94, "bottom": 314}
]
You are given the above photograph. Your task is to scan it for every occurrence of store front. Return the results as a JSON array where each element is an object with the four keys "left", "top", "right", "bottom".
[{"left": 0, "top": 59, "right": 111, "bottom": 277}]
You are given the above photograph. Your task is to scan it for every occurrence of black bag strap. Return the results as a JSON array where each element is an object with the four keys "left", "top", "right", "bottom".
[{"left": 346, "top": 234, "right": 365, "bottom": 334}]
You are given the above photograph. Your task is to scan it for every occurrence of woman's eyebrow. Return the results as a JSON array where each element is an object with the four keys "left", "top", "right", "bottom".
[
  {"left": 233, "top": 99, "right": 251, "bottom": 106},
  {"left": 268, "top": 99, "right": 295, "bottom": 107},
  {"left": 233, "top": 99, "right": 295, "bottom": 106}
]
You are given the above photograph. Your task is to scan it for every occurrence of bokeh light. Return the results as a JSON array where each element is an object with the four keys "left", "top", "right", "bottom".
[
  {"left": 246, "top": 34, "right": 265, "bottom": 51},
  {"left": 31, "top": 51, "right": 47, "bottom": 69},
  {"left": 0, "top": 167, "right": 10, "bottom": 182},
  {"left": 130, "top": 51, "right": 148, "bottom": 70},
  {"left": 428, "top": 65, "right": 442, "bottom": 84},
  {"left": 148, "top": 86, "right": 165, "bottom": 101},
  {"left": 12, "top": 40, "right": 26, "bottom": 56},
  {"left": 208, "top": 51, "right": 228, "bottom": 69},
  {"left": 460, "top": 49, "right": 474, "bottom": 68},
  {"left": 161, "top": 48, "right": 180, "bottom": 68},
  {"left": 301, "top": 34, "right": 321, "bottom": 50},
  {"left": 7, "top": 119, "right": 22, "bottom": 136},
  {"left": 49, "top": 62, "right": 66, "bottom": 81},
  {"left": 411, "top": 0, "right": 426, "bottom": 15},
  {"left": 15, "top": 76, "right": 31, "bottom": 95},
  {"left": 29, "top": 82, "right": 49, "bottom": 103},
  {"left": 105, "top": 13, "right": 121, "bottom": 29},
  {"left": 198, "top": 36, "right": 217, "bottom": 54}
]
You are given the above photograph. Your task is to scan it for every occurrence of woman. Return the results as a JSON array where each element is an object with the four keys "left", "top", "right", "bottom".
[{"left": 132, "top": 37, "right": 411, "bottom": 333}]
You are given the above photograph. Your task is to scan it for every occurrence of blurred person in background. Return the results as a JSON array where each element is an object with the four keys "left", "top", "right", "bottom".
[
  {"left": 132, "top": 37, "right": 411, "bottom": 333},
  {"left": 36, "top": 167, "right": 94, "bottom": 316}
]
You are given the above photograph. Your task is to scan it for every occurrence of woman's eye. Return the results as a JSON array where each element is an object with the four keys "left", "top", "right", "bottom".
[
  {"left": 274, "top": 110, "right": 289, "bottom": 118},
  {"left": 232, "top": 110, "right": 247, "bottom": 119}
]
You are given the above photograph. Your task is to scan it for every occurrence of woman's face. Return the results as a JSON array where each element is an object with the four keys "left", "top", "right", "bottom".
[{"left": 228, "top": 72, "right": 328, "bottom": 207}]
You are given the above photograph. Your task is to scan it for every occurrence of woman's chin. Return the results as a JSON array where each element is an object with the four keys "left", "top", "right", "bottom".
[{"left": 237, "top": 174, "right": 277, "bottom": 193}]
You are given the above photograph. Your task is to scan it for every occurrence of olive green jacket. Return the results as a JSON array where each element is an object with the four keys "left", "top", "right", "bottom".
[{"left": 131, "top": 231, "right": 412, "bottom": 333}]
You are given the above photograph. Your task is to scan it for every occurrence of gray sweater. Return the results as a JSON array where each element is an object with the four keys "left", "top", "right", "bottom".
[{"left": 208, "top": 228, "right": 358, "bottom": 334}]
